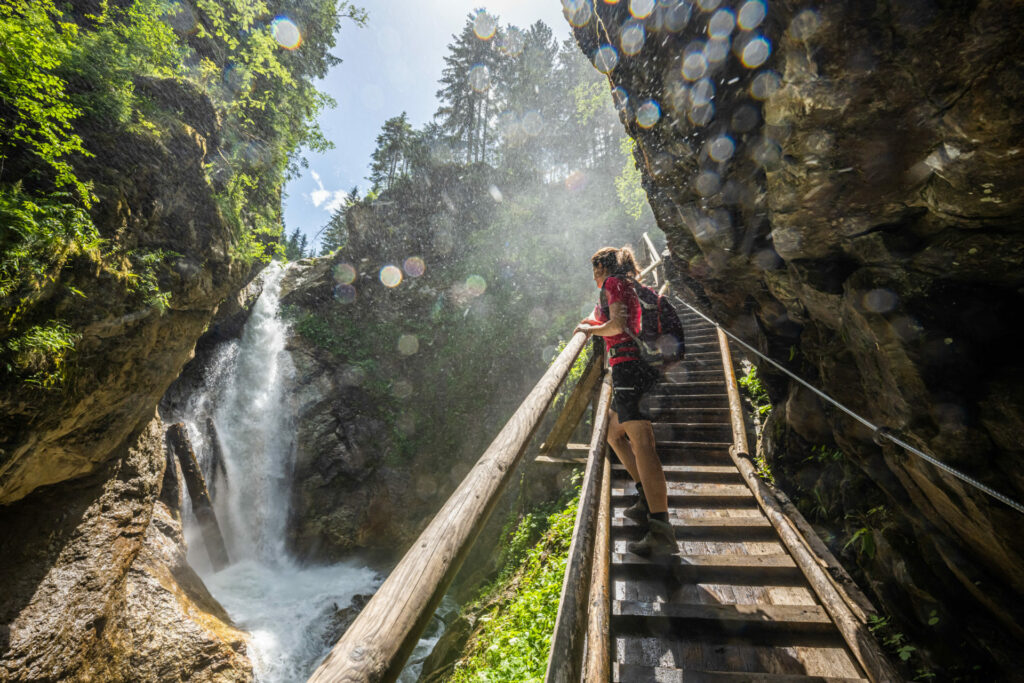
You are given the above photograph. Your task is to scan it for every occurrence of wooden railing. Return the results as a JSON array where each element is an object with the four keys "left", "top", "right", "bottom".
[{"left": 307, "top": 332, "right": 591, "bottom": 682}]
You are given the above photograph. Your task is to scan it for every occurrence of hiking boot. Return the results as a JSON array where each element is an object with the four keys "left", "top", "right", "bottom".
[
  {"left": 622, "top": 493, "right": 649, "bottom": 521},
  {"left": 626, "top": 518, "right": 677, "bottom": 557}
]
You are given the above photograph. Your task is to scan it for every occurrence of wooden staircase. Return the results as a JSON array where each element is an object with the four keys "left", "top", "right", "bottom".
[{"left": 605, "top": 311, "right": 870, "bottom": 682}]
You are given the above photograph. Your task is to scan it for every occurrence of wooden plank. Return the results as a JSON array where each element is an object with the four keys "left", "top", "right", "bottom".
[
  {"left": 613, "top": 664, "right": 867, "bottom": 682},
  {"left": 166, "top": 423, "right": 230, "bottom": 571},
  {"left": 613, "top": 600, "right": 834, "bottom": 629},
  {"left": 308, "top": 332, "right": 589, "bottom": 683},
  {"left": 715, "top": 329, "right": 901, "bottom": 683},
  {"left": 535, "top": 455, "right": 588, "bottom": 465},
  {"left": 583, "top": 446, "right": 612, "bottom": 682},
  {"left": 544, "top": 378, "right": 613, "bottom": 683},
  {"left": 540, "top": 346, "right": 603, "bottom": 455}
]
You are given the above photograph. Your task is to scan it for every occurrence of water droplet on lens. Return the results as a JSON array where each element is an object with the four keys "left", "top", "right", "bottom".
[
  {"left": 473, "top": 10, "right": 497, "bottom": 40},
  {"left": 737, "top": 0, "right": 766, "bottom": 30},
  {"left": 630, "top": 0, "right": 655, "bottom": 19},
  {"left": 380, "top": 265, "right": 403, "bottom": 287},
  {"left": 393, "top": 380, "right": 413, "bottom": 399},
  {"left": 469, "top": 64, "right": 490, "bottom": 92},
  {"left": 708, "top": 135, "right": 735, "bottom": 162},
  {"left": 403, "top": 257, "right": 425, "bottom": 278},
  {"left": 333, "top": 284, "right": 356, "bottom": 303},
  {"left": 397, "top": 334, "right": 419, "bottom": 355},
  {"left": 621, "top": 22, "right": 645, "bottom": 56},
  {"left": 704, "top": 37, "right": 730, "bottom": 63},
  {"left": 465, "top": 275, "right": 486, "bottom": 296},
  {"left": 707, "top": 9, "right": 735, "bottom": 37},
  {"left": 594, "top": 45, "right": 619, "bottom": 73},
  {"left": 731, "top": 104, "right": 760, "bottom": 132},
  {"left": 682, "top": 51, "right": 708, "bottom": 80},
  {"left": 862, "top": 289, "right": 899, "bottom": 313},
  {"left": 790, "top": 9, "right": 822, "bottom": 41},
  {"left": 695, "top": 170, "right": 722, "bottom": 196},
  {"left": 741, "top": 36, "right": 771, "bottom": 68},
  {"left": 488, "top": 185, "right": 503, "bottom": 202},
  {"left": 271, "top": 17, "right": 301, "bottom": 50},
  {"left": 636, "top": 100, "right": 661, "bottom": 128},
  {"left": 697, "top": 0, "right": 722, "bottom": 11},
  {"left": 611, "top": 86, "right": 630, "bottom": 110},
  {"left": 333, "top": 263, "right": 357, "bottom": 284},
  {"left": 750, "top": 70, "right": 781, "bottom": 99}
]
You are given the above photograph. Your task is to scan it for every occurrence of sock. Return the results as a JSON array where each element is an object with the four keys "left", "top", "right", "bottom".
[
  {"left": 649, "top": 511, "right": 668, "bottom": 523},
  {"left": 634, "top": 482, "right": 644, "bottom": 498}
]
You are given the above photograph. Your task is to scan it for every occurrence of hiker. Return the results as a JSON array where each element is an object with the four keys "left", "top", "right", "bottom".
[{"left": 575, "top": 246, "right": 676, "bottom": 556}]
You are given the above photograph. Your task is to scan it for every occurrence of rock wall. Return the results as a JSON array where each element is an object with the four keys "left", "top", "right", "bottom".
[
  {"left": 0, "top": 416, "right": 251, "bottom": 681},
  {"left": 571, "top": 0, "right": 1024, "bottom": 676}
]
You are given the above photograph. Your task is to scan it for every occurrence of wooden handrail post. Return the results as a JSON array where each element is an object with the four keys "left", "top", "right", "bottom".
[
  {"left": 583, "top": 444, "right": 612, "bottom": 682},
  {"left": 543, "top": 378, "right": 613, "bottom": 683},
  {"left": 308, "top": 332, "right": 590, "bottom": 683},
  {"left": 716, "top": 329, "right": 901, "bottom": 682}
]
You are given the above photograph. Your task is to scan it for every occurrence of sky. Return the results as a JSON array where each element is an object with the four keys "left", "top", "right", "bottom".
[{"left": 283, "top": 1, "right": 573, "bottom": 249}]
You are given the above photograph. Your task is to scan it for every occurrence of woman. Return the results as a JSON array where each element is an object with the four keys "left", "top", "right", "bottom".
[{"left": 575, "top": 246, "right": 676, "bottom": 556}]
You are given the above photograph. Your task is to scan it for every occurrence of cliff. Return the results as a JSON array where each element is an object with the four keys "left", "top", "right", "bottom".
[{"left": 571, "top": 0, "right": 1024, "bottom": 676}]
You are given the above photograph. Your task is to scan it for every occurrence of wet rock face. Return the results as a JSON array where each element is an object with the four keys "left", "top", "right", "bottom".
[
  {"left": 0, "top": 74, "right": 246, "bottom": 506},
  {"left": 0, "top": 417, "right": 250, "bottom": 681},
  {"left": 573, "top": 0, "right": 1024, "bottom": 674}
]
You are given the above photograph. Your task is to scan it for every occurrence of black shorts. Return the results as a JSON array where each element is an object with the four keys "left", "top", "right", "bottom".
[{"left": 610, "top": 360, "right": 659, "bottom": 423}]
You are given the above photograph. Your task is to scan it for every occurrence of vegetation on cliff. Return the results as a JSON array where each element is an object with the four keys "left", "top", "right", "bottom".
[{"left": 0, "top": 0, "right": 362, "bottom": 388}]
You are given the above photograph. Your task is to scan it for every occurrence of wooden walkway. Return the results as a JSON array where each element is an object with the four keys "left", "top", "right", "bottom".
[{"left": 604, "top": 310, "right": 872, "bottom": 682}]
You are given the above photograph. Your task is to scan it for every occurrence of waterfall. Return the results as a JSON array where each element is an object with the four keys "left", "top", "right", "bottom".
[{"left": 176, "top": 262, "right": 380, "bottom": 682}]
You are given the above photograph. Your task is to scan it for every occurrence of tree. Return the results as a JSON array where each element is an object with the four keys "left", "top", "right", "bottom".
[
  {"left": 369, "top": 113, "right": 414, "bottom": 191},
  {"left": 319, "top": 186, "right": 359, "bottom": 254},
  {"left": 435, "top": 12, "right": 500, "bottom": 164}
]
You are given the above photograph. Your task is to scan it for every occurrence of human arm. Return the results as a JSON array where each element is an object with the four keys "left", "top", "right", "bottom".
[{"left": 575, "top": 301, "right": 626, "bottom": 337}]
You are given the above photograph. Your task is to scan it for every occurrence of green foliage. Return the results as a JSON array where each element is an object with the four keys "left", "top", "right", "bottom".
[
  {"left": 615, "top": 136, "right": 647, "bottom": 220},
  {"left": 842, "top": 526, "right": 876, "bottom": 559},
  {"left": 450, "top": 491, "right": 579, "bottom": 682},
  {"left": 0, "top": 0, "right": 92, "bottom": 202},
  {"left": 737, "top": 363, "right": 772, "bottom": 415},
  {"left": 4, "top": 319, "right": 80, "bottom": 387}
]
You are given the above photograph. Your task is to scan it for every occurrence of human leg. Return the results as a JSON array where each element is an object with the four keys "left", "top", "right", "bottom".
[
  {"left": 606, "top": 411, "right": 640, "bottom": 482},
  {"left": 621, "top": 418, "right": 667, "bottom": 514}
]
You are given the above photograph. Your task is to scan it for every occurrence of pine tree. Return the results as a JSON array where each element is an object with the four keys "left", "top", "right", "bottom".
[
  {"left": 319, "top": 186, "right": 359, "bottom": 254},
  {"left": 369, "top": 113, "right": 414, "bottom": 191}
]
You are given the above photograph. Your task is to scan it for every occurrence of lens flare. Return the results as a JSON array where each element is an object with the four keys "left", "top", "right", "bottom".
[
  {"left": 465, "top": 275, "right": 487, "bottom": 296},
  {"left": 380, "top": 265, "right": 403, "bottom": 287},
  {"left": 741, "top": 36, "right": 771, "bottom": 68},
  {"left": 737, "top": 0, "right": 766, "bottom": 30},
  {"left": 498, "top": 27, "right": 525, "bottom": 56},
  {"left": 636, "top": 100, "right": 661, "bottom": 128},
  {"left": 473, "top": 11, "right": 497, "bottom": 40},
  {"left": 270, "top": 16, "right": 301, "bottom": 50},
  {"left": 630, "top": 0, "right": 655, "bottom": 19},
  {"left": 566, "top": 0, "right": 593, "bottom": 27},
  {"left": 664, "top": 0, "right": 692, "bottom": 31},
  {"left": 593, "top": 45, "right": 619, "bottom": 73},
  {"left": 621, "top": 22, "right": 645, "bottom": 56},
  {"left": 696, "top": 0, "right": 722, "bottom": 10},
  {"left": 469, "top": 64, "right": 490, "bottom": 92},
  {"left": 403, "top": 257, "right": 425, "bottom": 278},
  {"left": 397, "top": 334, "right": 420, "bottom": 356},
  {"left": 332, "top": 263, "right": 357, "bottom": 284}
]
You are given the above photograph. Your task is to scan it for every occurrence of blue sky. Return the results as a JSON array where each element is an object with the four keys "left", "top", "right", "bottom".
[{"left": 283, "top": 1, "right": 572, "bottom": 249}]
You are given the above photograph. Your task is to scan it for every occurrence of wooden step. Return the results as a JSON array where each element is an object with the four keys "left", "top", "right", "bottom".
[
  {"left": 646, "top": 393, "right": 730, "bottom": 408},
  {"left": 612, "top": 553, "right": 805, "bottom": 585},
  {"left": 648, "top": 407, "right": 731, "bottom": 421},
  {"left": 612, "top": 600, "right": 835, "bottom": 637},
  {"left": 611, "top": 516, "right": 777, "bottom": 541},
  {"left": 613, "top": 664, "right": 867, "bottom": 683},
  {"left": 612, "top": 463, "right": 742, "bottom": 483},
  {"left": 653, "top": 423, "right": 733, "bottom": 440},
  {"left": 649, "top": 382, "right": 726, "bottom": 395},
  {"left": 612, "top": 484, "right": 756, "bottom": 508}
]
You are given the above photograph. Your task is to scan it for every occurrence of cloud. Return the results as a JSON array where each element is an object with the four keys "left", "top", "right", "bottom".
[{"left": 309, "top": 170, "right": 348, "bottom": 213}]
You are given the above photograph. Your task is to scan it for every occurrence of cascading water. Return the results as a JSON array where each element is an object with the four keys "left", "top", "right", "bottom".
[{"left": 176, "top": 263, "right": 382, "bottom": 681}]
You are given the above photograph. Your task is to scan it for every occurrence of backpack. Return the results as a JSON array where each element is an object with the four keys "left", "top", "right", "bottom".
[{"left": 601, "top": 277, "right": 685, "bottom": 369}]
